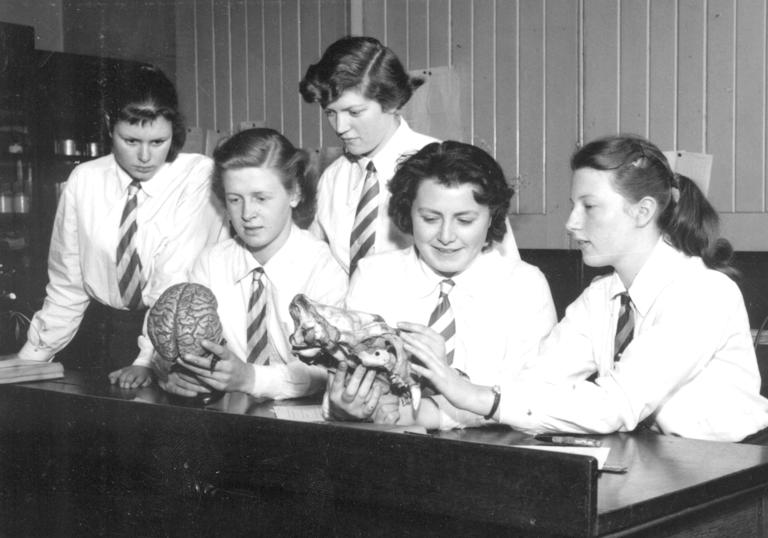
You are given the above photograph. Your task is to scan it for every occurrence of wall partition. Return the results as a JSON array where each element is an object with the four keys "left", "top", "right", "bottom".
[{"left": 175, "top": 0, "right": 768, "bottom": 250}]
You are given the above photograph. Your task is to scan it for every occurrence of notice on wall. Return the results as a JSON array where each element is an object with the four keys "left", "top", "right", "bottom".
[
  {"left": 663, "top": 151, "right": 713, "bottom": 196},
  {"left": 401, "top": 66, "right": 464, "bottom": 142}
]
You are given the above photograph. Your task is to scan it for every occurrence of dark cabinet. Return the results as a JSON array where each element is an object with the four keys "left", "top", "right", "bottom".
[
  {"left": 29, "top": 50, "right": 144, "bottom": 275},
  {"left": 0, "top": 22, "right": 35, "bottom": 352},
  {"left": 0, "top": 21, "right": 144, "bottom": 352}
]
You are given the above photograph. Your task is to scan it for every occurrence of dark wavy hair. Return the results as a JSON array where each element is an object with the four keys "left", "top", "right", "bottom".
[
  {"left": 104, "top": 64, "right": 186, "bottom": 162},
  {"left": 299, "top": 36, "right": 423, "bottom": 110},
  {"left": 571, "top": 134, "right": 735, "bottom": 278},
  {"left": 388, "top": 141, "right": 513, "bottom": 244},
  {"left": 212, "top": 128, "right": 317, "bottom": 228}
]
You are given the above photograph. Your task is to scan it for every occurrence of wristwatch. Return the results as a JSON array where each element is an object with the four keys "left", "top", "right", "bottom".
[{"left": 484, "top": 384, "right": 501, "bottom": 420}]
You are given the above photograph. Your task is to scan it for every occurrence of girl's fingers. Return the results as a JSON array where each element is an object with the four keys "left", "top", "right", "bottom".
[
  {"left": 398, "top": 322, "right": 442, "bottom": 342},
  {"left": 364, "top": 381, "right": 382, "bottom": 406},
  {"left": 401, "top": 331, "right": 444, "bottom": 359},
  {"left": 178, "top": 361, "right": 211, "bottom": 379},
  {"left": 403, "top": 341, "right": 440, "bottom": 368},
  {"left": 342, "top": 365, "right": 366, "bottom": 402},
  {"left": 329, "top": 362, "right": 347, "bottom": 393},
  {"left": 358, "top": 368, "right": 378, "bottom": 399},
  {"left": 200, "top": 339, "right": 227, "bottom": 356},
  {"left": 409, "top": 362, "right": 430, "bottom": 379}
]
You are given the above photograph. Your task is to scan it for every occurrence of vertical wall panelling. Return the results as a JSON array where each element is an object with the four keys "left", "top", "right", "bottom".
[
  {"left": 472, "top": 0, "right": 495, "bottom": 156},
  {"left": 281, "top": 0, "right": 301, "bottom": 145},
  {"left": 247, "top": 0, "right": 266, "bottom": 126},
  {"left": 194, "top": 0, "right": 214, "bottom": 130},
  {"left": 707, "top": 0, "right": 735, "bottom": 212},
  {"left": 263, "top": 1, "right": 283, "bottom": 132},
  {"left": 386, "top": 0, "right": 410, "bottom": 64},
  {"left": 229, "top": 1, "right": 248, "bottom": 131},
  {"left": 428, "top": 0, "right": 450, "bottom": 68},
  {"left": 495, "top": 0, "right": 519, "bottom": 214},
  {"left": 451, "top": 0, "right": 473, "bottom": 144},
  {"left": 299, "top": 0, "right": 322, "bottom": 150},
  {"left": 517, "top": 0, "right": 545, "bottom": 215},
  {"left": 213, "top": 0, "right": 230, "bottom": 132},
  {"left": 734, "top": 0, "right": 765, "bottom": 212},
  {"left": 544, "top": 0, "right": 579, "bottom": 246},
  {"left": 619, "top": 0, "right": 649, "bottom": 137},
  {"left": 350, "top": 0, "right": 363, "bottom": 35},
  {"left": 172, "top": 0, "right": 768, "bottom": 250},
  {"left": 765, "top": 0, "right": 768, "bottom": 214},
  {"left": 175, "top": 4, "right": 198, "bottom": 127},
  {"left": 677, "top": 0, "right": 705, "bottom": 152},
  {"left": 362, "top": 0, "right": 386, "bottom": 43},
  {"left": 582, "top": 0, "right": 618, "bottom": 141},
  {"left": 648, "top": 0, "right": 676, "bottom": 150},
  {"left": 319, "top": 0, "right": 349, "bottom": 147},
  {"left": 408, "top": 0, "right": 429, "bottom": 70}
]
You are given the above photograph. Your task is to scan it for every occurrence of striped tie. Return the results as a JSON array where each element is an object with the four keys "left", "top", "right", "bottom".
[
  {"left": 614, "top": 292, "right": 634, "bottom": 362},
  {"left": 428, "top": 279, "right": 456, "bottom": 365},
  {"left": 116, "top": 180, "right": 144, "bottom": 309},
  {"left": 246, "top": 268, "right": 269, "bottom": 365},
  {"left": 349, "top": 161, "right": 378, "bottom": 275}
]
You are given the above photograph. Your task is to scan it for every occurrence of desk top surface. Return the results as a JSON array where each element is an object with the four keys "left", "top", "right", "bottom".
[{"left": 5, "top": 372, "right": 768, "bottom": 536}]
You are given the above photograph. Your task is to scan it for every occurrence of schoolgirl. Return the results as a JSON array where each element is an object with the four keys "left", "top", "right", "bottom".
[
  {"left": 412, "top": 134, "right": 768, "bottom": 441},
  {"left": 325, "top": 141, "right": 555, "bottom": 428},
  {"left": 9, "top": 65, "right": 227, "bottom": 384},
  {"left": 156, "top": 128, "right": 347, "bottom": 400},
  {"left": 300, "top": 36, "right": 519, "bottom": 277}
]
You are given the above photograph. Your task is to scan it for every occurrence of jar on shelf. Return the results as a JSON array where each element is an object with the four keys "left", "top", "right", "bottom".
[{"left": 0, "top": 184, "right": 13, "bottom": 215}]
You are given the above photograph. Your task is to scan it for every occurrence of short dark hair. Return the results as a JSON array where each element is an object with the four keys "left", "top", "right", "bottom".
[
  {"left": 104, "top": 64, "right": 186, "bottom": 162},
  {"left": 388, "top": 141, "right": 513, "bottom": 243},
  {"left": 299, "top": 36, "right": 423, "bottom": 110},
  {"left": 212, "top": 128, "right": 317, "bottom": 228}
]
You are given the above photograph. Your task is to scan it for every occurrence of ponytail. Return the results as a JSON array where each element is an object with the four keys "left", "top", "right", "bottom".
[
  {"left": 571, "top": 134, "right": 738, "bottom": 280},
  {"left": 664, "top": 174, "right": 738, "bottom": 279}
]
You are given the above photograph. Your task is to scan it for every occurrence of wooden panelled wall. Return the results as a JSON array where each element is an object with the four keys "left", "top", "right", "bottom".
[
  {"left": 174, "top": 0, "right": 348, "bottom": 156},
  {"left": 175, "top": 0, "right": 768, "bottom": 250}
]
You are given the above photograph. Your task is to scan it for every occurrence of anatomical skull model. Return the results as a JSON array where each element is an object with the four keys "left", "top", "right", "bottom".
[{"left": 288, "top": 294, "right": 422, "bottom": 410}]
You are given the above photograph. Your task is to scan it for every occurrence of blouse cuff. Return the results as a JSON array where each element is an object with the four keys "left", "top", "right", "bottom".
[{"left": 17, "top": 341, "right": 55, "bottom": 362}]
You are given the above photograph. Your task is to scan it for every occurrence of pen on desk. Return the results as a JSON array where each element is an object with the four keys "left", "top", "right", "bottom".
[
  {"left": 600, "top": 464, "right": 628, "bottom": 474},
  {"left": 534, "top": 434, "right": 602, "bottom": 447}
]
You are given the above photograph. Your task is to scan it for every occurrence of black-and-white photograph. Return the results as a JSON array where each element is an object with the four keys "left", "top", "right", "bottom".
[{"left": 2, "top": 1, "right": 768, "bottom": 536}]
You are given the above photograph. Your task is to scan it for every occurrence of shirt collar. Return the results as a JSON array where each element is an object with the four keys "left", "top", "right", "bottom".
[
  {"left": 614, "top": 237, "right": 687, "bottom": 316},
  {"left": 347, "top": 117, "right": 417, "bottom": 189},
  {"left": 409, "top": 243, "right": 501, "bottom": 299},
  {"left": 114, "top": 156, "right": 170, "bottom": 198},
  {"left": 229, "top": 224, "right": 302, "bottom": 284}
]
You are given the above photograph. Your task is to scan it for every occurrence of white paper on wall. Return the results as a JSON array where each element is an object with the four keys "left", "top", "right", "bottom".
[
  {"left": 401, "top": 66, "right": 464, "bottom": 142},
  {"left": 663, "top": 151, "right": 713, "bottom": 196}
]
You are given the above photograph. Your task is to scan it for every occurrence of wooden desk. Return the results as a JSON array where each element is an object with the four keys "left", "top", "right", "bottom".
[{"left": 1, "top": 372, "right": 767, "bottom": 537}]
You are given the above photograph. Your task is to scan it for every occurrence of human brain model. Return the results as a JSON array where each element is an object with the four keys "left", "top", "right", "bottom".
[{"left": 147, "top": 282, "right": 223, "bottom": 374}]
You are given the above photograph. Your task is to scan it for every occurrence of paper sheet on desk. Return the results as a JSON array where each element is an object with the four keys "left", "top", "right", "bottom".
[
  {"left": 272, "top": 405, "right": 429, "bottom": 434},
  {"left": 513, "top": 445, "right": 611, "bottom": 469},
  {"left": 273, "top": 404, "right": 324, "bottom": 422}
]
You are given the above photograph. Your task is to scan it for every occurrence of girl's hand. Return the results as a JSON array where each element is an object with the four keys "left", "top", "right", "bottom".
[
  {"left": 372, "top": 393, "right": 401, "bottom": 425},
  {"left": 108, "top": 365, "right": 153, "bottom": 389},
  {"left": 178, "top": 339, "right": 255, "bottom": 394},
  {"left": 324, "top": 362, "right": 384, "bottom": 421},
  {"left": 396, "top": 322, "right": 448, "bottom": 365},
  {"left": 398, "top": 322, "right": 471, "bottom": 409},
  {"left": 158, "top": 368, "right": 211, "bottom": 397}
]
